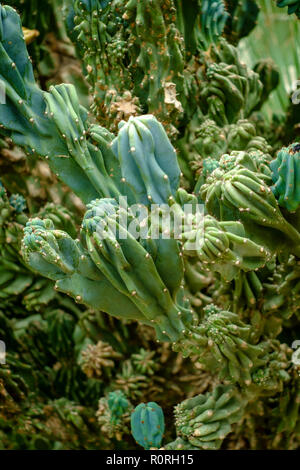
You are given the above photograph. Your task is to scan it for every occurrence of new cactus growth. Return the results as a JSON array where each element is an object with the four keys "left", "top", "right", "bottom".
[{"left": 108, "top": 390, "right": 130, "bottom": 424}]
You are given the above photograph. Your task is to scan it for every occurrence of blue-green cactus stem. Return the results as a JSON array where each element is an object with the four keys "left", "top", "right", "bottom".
[
  {"left": 218, "top": 150, "right": 272, "bottom": 180},
  {"left": 9, "top": 194, "right": 27, "bottom": 213},
  {"left": 22, "top": 218, "right": 80, "bottom": 279},
  {"left": 131, "top": 401, "right": 165, "bottom": 449},
  {"left": 270, "top": 143, "right": 300, "bottom": 212},
  {"left": 276, "top": 0, "right": 300, "bottom": 18},
  {"left": 111, "top": 114, "right": 181, "bottom": 207},
  {"left": 81, "top": 198, "right": 191, "bottom": 342},
  {"left": 200, "top": 39, "right": 262, "bottom": 125},
  {"left": 200, "top": 0, "right": 229, "bottom": 48},
  {"left": 43, "top": 83, "right": 122, "bottom": 201},
  {"left": 37, "top": 203, "right": 77, "bottom": 238},
  {"left": 0, "top": 5, "right": 122, "bottom": 203},
  {"left": 21, "top": 216, "right": 148, "bottom": 323},
  {"left": 194, "top": 157, "right": 219, "bottom": 197},
  {"left": 201, "top": 165, "right": 300, "bottom": 256}
]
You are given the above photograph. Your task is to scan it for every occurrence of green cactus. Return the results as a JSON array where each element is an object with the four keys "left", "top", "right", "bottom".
[
  {"left": 270, "top": 142, "right": 300, "bottom": 212},
  {"left": 173, "top": 385, "right": 246, "bottom": 449},
  {"left": 64, "top": 0, "right": 186, "bottom": 134},
  {"left": 97, "top": 390, "right": 133, "bottom": 441},
  {"left": 199, "top": 39, "right": 263, "bottom": 126},
  {"left": 199, "top": 0, "right": 229, "bottom": 49},
  {"left": 8, "top": 193, "right": 26, "bottom": 213},
  {"left": 111, "top": 114, "right": 181, "bottom": 206},
  {"left": 131, "top": 401, "right": 165, "bottom": 449},
  {"left": 0, "top": 0, "right": 299, "bottom": 452},
  {"left": 182, "top": 215, "right": 272, "bottom": 281},
  {"left": 81, "top": 197, "right": 191, "bottom": 341},
  {"left": 275, "top": 0, "right": 300, "bottom": 18},
  {"left": 107, "top": 390, "right": 130, "bottom": 424},
  {"left": 131, "top": 349, "right": 158, "bottom": 376},
  {"left": 194, "top": 157, "right": 219, "bottom": 197}
]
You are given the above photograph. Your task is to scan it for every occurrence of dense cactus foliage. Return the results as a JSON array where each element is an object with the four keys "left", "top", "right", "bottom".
[
  {"left": 0, "top": 0, "right": 299, "bottom": 450},
  {"left": 275, "top": 0, "right": 300, "bottom": 18}
]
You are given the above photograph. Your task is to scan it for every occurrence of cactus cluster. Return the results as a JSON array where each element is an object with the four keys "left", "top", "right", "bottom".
[
  {"left": 0, "top": 0, "right": 299, "bottom": 451},
  {"left": 275, "top": 0, "right": 300, "bottom": 18}
]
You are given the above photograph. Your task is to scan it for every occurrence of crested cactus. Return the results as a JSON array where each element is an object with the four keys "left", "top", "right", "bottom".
[
  {"left": 171, "top": 385, "right": 246, "bottom": 449},
  {"left": 198, "top": 39, "right": 263, "bottom": 126},
  {"left": 224, "top": 0, "right": 259, "bottom": 44},
  {"left": 107, "top": 390, "right": 130, "bottom": 424},
  {"left": 0, "top": 0, "right": 299, "bottom": 452}
]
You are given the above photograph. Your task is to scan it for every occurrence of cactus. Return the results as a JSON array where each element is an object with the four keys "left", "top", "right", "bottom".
[
  {"left": 201, "top": 163, "right": 300, "bottom": 256},
  {"left": 65, "top": 0, "right": 186, "bottom": 134},
  {"left": 8, "top": 193, "right": 26, "bottom": 213},
  {"left": 173, "top": 304, "right": 269, "bottom": 385},
  {"left": 0, "top": 0, "right": 299, "bottom": 451},
  {"left": 270, "top": 142, "right": 300, "bottom": 212},
  {"left": 199, "top": 0, "right": 229, "bottom": 48},
  {"left": 182, "top": 215, "right": 272, "bottom": 281},
  {"left": 80, "top": 341, "right": 123, "bottom": 379},
  {"left": 224, "top": 0, "right": 259, "bottom": 44},
  {"left": 275, "top": 0, "right": 300, "bottom": 18},
  {"left": 172, "top": 385, "right": 246, "bottom": 449},
  {"left": 199, "top": 39, "right": 263, "bottom": 126},
  {"left": 107, "top": 390, "right": 130, "bottom": 424},
  {"left": 97, "top": 391, "right": 133, "bottom": 441},
  {"left": 131, "top": 401, "right": 165, "bottom": 449}
]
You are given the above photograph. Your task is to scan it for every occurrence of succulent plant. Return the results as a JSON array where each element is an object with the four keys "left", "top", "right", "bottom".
[
  {"left": 131, "top": 401, "right": 165, "bottom": 449},
  {"left": 172, "top": 385, "right": 246, "bottom": 449},
  {"left": 0, "top": 0, "right": 298, "bottom": 451},
  {"left": 270, "top": 142, "right": 300, "bottom": 212}
]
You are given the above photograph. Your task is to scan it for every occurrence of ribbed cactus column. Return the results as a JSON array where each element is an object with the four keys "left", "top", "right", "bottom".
[
  {"left": 131, "top": 402, "right": 165, "bottom": 449},
  {"left": 173, "top": 304, "right": 268, "bottom": 385},
  {"left": 81, "top": 197, "right": 192, "bottom": 342},
  {"left": 270, "top": 143, "right": 300, "bottom": 212}
]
